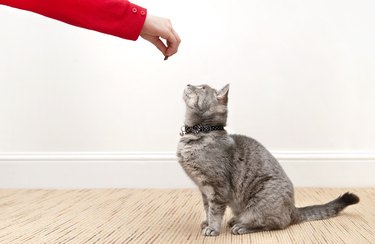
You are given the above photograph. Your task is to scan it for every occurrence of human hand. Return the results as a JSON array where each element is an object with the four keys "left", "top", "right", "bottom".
[{"left": 140, "top": 14, "right": 181, "bottom": 59}]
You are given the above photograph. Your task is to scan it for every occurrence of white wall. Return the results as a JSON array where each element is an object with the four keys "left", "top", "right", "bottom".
[{"left": 0, "top": 0, "right": 374, "bottom": 187}]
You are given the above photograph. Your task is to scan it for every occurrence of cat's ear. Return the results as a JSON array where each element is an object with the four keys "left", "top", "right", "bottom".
[{"left": 217, "top": 84, "right": 229, "bottom": 104}]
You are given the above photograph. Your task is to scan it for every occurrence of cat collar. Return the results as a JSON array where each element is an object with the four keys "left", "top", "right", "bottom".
[{"left": 180, "top": 125, "right": 225, "bottom": 136}]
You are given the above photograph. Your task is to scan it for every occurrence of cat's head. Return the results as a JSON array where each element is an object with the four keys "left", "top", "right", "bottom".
[{"left": 183, "top": 84, "right": 229, "bottom": 126}]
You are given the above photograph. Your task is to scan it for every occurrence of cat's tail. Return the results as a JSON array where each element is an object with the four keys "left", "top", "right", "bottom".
[{"left": 293, "top": 192, "right": 359, "bottom": 224}]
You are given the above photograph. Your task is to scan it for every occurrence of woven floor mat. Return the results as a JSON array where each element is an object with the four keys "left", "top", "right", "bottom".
[{"left": 0, "top": 188, "right": 374, "bottom": 243}]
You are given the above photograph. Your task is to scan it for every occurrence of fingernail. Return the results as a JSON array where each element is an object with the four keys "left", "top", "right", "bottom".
[{"left": 164, "top": 56, "right": 169, "bottom": 61}]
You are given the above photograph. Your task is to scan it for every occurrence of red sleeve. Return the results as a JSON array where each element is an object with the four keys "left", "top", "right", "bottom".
[{"left": 0, "top": 0, "right": 147, "bottom": 40}]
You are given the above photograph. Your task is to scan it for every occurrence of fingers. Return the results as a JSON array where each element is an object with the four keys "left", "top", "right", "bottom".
[
  {"left": 165, "top": 28, "right": 181, "bottom": 57},
  {"left": 143, "top": 34, "right": 167, "bottom": 55},
  {"left": 144, "top": 30, "right": 180, "bottom": 59},
  {"left": 140, "top": 15, "right": 181, "bottom": 58}
]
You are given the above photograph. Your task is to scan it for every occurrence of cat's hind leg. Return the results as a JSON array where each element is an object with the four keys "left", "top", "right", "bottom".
[
  {"left": 230, "top": 213, "right": 272, "bottom": 235},
  {"left": 230, "top": 209, "right": 268, "bottom": 235},
  {"left": 227, "top": 216, "right": 239, "bottom": 228},
  {"left": 227, "top": 210, "right": 241, "bottom": 228},
  {"left": 231, "top": 223, "right": 266, "bottom": 235},
  {"left": 230, "top": 205, "right": 291, "bottom": 235}
]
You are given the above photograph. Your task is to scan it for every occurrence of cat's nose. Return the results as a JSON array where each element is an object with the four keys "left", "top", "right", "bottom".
[{"left": 187, "top": 84, "right": 191, "bottom": 87}]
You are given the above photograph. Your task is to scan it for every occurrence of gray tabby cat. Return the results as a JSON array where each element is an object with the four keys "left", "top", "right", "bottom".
[{"left": 177, "top": 84, "right": 359, "bottom": 236}]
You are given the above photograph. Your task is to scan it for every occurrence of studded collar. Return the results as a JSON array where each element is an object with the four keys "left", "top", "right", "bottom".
[{"left": 180, "top": 124, "right": 225, "bottom": 136}]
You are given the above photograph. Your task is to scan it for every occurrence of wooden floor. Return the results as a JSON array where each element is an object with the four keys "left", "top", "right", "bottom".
[{"left": 0, "top": 188, "right": 374, "bottom": 243}]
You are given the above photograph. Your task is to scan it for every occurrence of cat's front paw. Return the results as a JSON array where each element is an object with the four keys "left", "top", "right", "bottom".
[
  {"left": 200, "top": 220, "right": 208, "bottom": 229},
  {"left": 202, "top": 226, "right": 220, "bottom": 236},
  {"left": 231, "top": 224, "right": 251, "bottom": 235}
]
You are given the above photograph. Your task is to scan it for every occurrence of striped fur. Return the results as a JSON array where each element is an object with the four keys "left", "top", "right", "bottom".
[{"left": 177, "top": 84, "right": 359, "bottom": 236}]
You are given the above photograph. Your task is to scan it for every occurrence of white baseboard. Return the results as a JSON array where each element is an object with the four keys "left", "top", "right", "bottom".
[{"left": 0, "top": 152, "right": 374, "bottom": 189}]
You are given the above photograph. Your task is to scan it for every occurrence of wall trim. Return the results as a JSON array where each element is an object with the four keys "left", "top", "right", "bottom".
[
  {"left": 0, "top": 151, "right": 374, "bottom": 188},
  {"left": 1, "top": 151, "right": 375, "bottom": 161},
  {"left": 0, "top": 152, "right": 177, "bottom": 161}
]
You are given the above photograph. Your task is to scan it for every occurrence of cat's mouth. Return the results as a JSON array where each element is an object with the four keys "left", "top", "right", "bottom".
[
  {"left": 183, "top": 87, "right": 198, "bottom": 109},
  {"left": 183, "top": 86, "right": 194, "bottom": 99},
  {"left": 183, "top": 91, "right": 192, "bottom": 104},
  {"left": 184, "top": 85, "right": 193, "bottom": 92}
]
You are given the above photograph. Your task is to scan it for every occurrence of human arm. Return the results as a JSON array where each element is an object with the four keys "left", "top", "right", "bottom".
[
  {"left": 1, "top": 0, "right": 180, "bottom": 57},
  {"left": 0, "top": 0, "right": 147, "bottom": 40}
]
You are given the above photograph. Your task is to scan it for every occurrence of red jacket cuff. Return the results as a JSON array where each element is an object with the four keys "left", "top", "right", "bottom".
[{"left": 123, "top": 2, "right": 147, "bottom": 40}]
